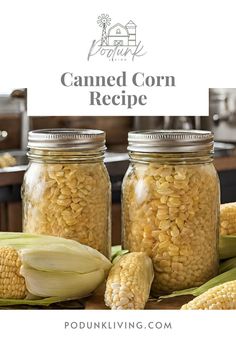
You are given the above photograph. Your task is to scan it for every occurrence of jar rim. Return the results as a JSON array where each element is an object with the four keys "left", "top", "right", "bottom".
[
  {"left": 128, "top": 130, "right": 214, "bottom": 153},
  {"left": 28, "top": 128, "right": 106, "bottom": 151}
]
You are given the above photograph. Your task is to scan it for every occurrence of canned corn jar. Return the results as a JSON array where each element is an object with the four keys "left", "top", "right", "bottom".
[
  {"left": 122, "top": 130, "right": 220, "bottom": 294},
  {"left": 22, "top": 129, "right": 111, "bottom": 258}
]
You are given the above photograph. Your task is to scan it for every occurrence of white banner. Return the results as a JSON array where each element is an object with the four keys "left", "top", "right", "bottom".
[
  {"left": 0, "top": 310, "right": 235, "bottom": 353},
  {"left": 1, "top": 0, "right": 236, "bottom": 115}
]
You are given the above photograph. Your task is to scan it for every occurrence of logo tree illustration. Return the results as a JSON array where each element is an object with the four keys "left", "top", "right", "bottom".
[{"left": 97, "top": 14, "right": 111, "bottom": 46}]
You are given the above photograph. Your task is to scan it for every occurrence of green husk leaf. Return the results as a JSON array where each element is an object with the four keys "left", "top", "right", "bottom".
[
  {"left": 21, "top": 266, "right": 105, "bottom": 298},
  {"left": 158, "top": 287, "right": 197, "bottom": 299},
  {"left": 111, "top": 245, "right": 129, "bottom": 263},
  {"left": 0, "top": 232, "right": 111, "bottom": 273},
  {"left": 219, "top": 257, "right": 236, "bottom": 273},
  {"left": 111, "top": 245, "right": 122, "bottom": 257},
  {"left": 219, "top": 234, "right": 236, "bottom": 260},
  {"left": 19, "top": 245, "right": 111, "bottom": 273},
  {"left": 159, "top": 268, "right": 236, "bottom": 299},
  {"left": 0, "top": 232, "right": 90, "bottom": 252},
  {"left": 0, "top": 297, "right": 71, "bottom": 307},
  {"left": 0, "top": 232, "right": 42, "bottom": 240}
]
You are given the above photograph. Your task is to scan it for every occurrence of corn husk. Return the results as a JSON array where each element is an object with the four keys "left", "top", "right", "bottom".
[
  {"left": 111, "top": 245, "right": 129, "bottom": 263},
  {"left": 0, "top": 232, "right": 111, "bottom": 302},
  {"left": 220, "top": 257, "right": 236, "bottom": 273},
  {"left": 0, "top": 297, "right": 81, "bottom": 307},
  {"left": 219, "top": 234, "right": 236, "bottom": 259},
  {"left": 159, "top": 268, "right": 236, "bottom": 299}
]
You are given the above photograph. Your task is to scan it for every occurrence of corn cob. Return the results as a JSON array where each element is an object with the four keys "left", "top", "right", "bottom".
[
  {"left": 0, "top": 232, "right": 111, "bottom": 300},
  {"left": 104, "top": 252, "right": 154, "bottom": 310},
  {"left": 0, "top": 247, "right": 26, "bottom": 299},
  {"left": 181, "top": 280, "right": 236, "bottom": 309},
  {"left": 220, "top": 202, "right": 236, "bottom": 236}
]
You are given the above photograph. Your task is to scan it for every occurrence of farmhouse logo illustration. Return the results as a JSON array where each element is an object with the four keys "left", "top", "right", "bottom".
[
  {"left": 87, "top": 14, "right": 146, "bottom": 61},
  {"left": 98, "top": 14, "right": 136, "bottom": 46}
]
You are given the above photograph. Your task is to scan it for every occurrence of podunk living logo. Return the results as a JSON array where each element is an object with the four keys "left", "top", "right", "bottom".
[{"left": 87, "top": 14, "right": 146, "bottom": 61}]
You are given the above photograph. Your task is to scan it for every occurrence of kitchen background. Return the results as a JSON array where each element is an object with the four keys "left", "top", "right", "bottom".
[{"left": 0, "top": 88, "right": 236, "bottom": 245}]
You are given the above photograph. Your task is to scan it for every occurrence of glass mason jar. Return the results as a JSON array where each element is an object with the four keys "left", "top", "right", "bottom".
[
  {"left": 22, "top": 129, "right": 111, "bottom": 259},
  {"left": 122, "top": 130, "right": 220, "bottom": 294}
]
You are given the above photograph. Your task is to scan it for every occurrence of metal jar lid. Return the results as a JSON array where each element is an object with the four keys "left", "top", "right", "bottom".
[
  {"left": 128, "top": 130, "right": 214, "bottom": 153},
  {"left": 28, "top": 129, "right": 106, "bottom": 151}
]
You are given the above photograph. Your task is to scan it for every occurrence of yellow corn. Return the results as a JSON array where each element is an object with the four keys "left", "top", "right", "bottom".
[
  {"left": 104, "top": 252, "right": 154, "bottom": 310},
  {"left": 181, "top": 280, "right": 236, "bottom": 309},
  {"left": 0, "top": 232, "right": 111, "bottom": 300},
  {"left": 0, "top": 247, "right": 26, "bottom": 299},
  {"left": 0, "top": 153, "right": 16, "bottom": 168},
  {"left": 220, "top": 202, "right": 236, "bottom": 236}
]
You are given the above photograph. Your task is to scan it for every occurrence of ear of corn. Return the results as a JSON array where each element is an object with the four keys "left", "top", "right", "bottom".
[
  {"left": 181, "top": 280, "right": 236, "bottom": 309},
  {"left": 219, "top": 200, "right": 236, "bottom": 260},
  {"left": 160, "top": 267, "right": 236, "bottom": 299},
  {"left": 220, "top": 202, "right": 236, "bottom": 236},
  {"left": 0, "top": 232, "right": 111, "bottom": 301},
  {"left": 0, "top": 247, "right": 26, "bottom": 299},
  {"left": 104, "top": 252, "right": 154, "bottom": 310},
  {"left": 218, "top": 203, "right": 236, "bottom": 259}
]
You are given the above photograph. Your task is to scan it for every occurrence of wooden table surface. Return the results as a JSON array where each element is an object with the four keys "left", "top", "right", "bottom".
[{"left": 83, "top": 285, "right": 193, "bottom": 310}]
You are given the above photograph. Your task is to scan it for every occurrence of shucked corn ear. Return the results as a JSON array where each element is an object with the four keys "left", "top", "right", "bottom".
[
  {"left": 219, "top": 202, "right": 236, "bottom": 260},
  {"left": 220, "top": 202, "right": 236, "bottom": 236},
  {"left": 0, "top": 247, "right": 26, "bottom": 299},
  {"left": 0, "top": 232, "right": 111, "bottom": 299},
  {"left": 104, "top": 252, "right": 154, "bottom": 310},
  {"left": 181, "top": 280, "right": 236, "bottom": 309}
]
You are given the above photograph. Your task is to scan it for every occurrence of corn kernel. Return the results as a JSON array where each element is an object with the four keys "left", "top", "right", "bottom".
[
  {"left": 123, "top": 162, "right": 219, "bottom": 293},
  {"left": 23, "top": 162, "right": 111, "bottom": 257}
]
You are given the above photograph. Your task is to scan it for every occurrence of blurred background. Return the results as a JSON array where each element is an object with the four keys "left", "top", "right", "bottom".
[{"left": 0, "top": 87, "right": 236, "bottom": 244}]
